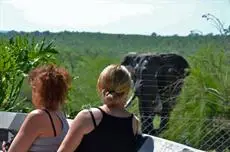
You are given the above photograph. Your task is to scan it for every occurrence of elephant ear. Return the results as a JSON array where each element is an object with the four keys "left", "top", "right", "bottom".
[
  {"left": 121, "top": 55, "right": 131, "bottom": 66},
  {"left": 160, "top": 53, "right": 190, "bottom": 76},
  {"left": 121, "top": 53, "right": 138, "bottom": 67}
]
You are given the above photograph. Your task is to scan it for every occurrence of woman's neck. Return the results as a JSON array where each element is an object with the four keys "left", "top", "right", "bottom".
[
  {"left": 34, "top": 106, "right": 60, "bottom": 112},
  {"left": 101, "top": 104, "right": 132, "bottom": 118},
  {"left": 102, "top": 104, "right": 126, "bottom": 112}
]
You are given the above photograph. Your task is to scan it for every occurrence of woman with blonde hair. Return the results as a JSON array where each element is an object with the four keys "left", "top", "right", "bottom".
[{"left": 58, "top": 64, "right": 140, "bottom": 152}]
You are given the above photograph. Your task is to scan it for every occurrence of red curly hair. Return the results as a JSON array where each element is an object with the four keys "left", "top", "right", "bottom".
[{"left": 29, "top": 64, "right": 71, "bottom": 111}]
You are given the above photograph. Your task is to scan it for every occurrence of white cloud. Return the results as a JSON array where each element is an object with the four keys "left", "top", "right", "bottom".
[{"left": 7, "top": 0, "right": 154, "bottom": 28}]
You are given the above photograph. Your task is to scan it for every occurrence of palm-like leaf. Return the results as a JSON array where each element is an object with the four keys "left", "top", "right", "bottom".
[{"left": 0, "top": 36, "right": 58, "bottom": 112}]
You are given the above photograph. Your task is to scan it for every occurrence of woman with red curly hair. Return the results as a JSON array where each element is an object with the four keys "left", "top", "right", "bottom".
[{"left": 6, "top": 64, "right": 71, "bottom": 152}]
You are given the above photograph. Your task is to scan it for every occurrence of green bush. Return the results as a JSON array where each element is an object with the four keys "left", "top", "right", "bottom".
[
  {"left": 162, "top": 46, "right": 230, "bottom": 151},
  {"left": 0, "top": 36, "right": 58, "bottom": 112}
]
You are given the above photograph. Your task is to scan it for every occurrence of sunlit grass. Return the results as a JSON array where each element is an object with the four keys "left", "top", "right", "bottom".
[{"left": 161, "top": 46, "right": 230, "bottom": 151}]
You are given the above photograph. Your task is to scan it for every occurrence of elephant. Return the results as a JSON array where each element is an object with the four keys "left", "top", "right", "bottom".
[{"left": 121, "top": 52, "right": 190, "bottom": 135}]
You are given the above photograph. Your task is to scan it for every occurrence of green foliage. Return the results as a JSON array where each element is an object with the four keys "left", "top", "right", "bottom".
[
  {"left": 2, "top": 31, "right": 230, "bottom": 57},
  {"left": 162, "top": 46, "right": 230, "bottom": 150},
  {"left": 0, "top": 36, "right": 58, "bottom": 112}
]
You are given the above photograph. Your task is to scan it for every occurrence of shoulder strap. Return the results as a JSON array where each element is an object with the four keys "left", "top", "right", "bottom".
[
  {"left": 43, "top": 109, "right": 57, "bottom": 137},
  {"left": 88, "top": 109, "right": 97, "bottom": 128}
]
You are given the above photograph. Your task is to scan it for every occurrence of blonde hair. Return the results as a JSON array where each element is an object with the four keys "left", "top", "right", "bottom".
[{"left": 97, "top": 64, "right": 132, "bottom": 107}]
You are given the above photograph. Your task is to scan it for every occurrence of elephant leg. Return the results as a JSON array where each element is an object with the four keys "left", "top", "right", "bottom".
[
  {"left": 138, "top": 98, "right": 156, "bottom": 136},
  {"left": 159, "top": 102, "right": 171, "bottom": 133},
  {"left": 140, "top": 113, "right": 156, "bottom": 135}
]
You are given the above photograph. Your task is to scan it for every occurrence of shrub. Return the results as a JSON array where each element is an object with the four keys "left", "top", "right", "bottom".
[
  {"left": 162, "top": 46, "right": 230, "bottom": 151},
  {"left": 0, "top": 36, "right": 58, "bottom": 112}
]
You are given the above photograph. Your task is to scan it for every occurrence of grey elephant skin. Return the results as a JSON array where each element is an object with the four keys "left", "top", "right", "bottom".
[{"left": 121, "top": 52, "right": 190, "bottom": 135}]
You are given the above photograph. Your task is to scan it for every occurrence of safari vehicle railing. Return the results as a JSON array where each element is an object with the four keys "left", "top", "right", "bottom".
[{"left": 0, "top": 111, "right": 204, "bottom": 152}]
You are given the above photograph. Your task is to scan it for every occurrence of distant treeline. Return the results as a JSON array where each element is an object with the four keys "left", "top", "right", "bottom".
[{"left": 0, "top": 31, "right": 229, "bottom": 57}]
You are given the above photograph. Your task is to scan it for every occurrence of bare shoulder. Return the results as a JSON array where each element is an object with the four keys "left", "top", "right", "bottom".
[
  {"left": 90, "top": 108, "right": 103, "bottom": 121},
  {"left": 132, "top": 114, "right": 141, "bottom": 134},
  {"left": 71, "top": 108, "right": 102, "bottom": 134},
  {"left": 72, "top": 109, "right": 92, "bottom": 128},
  {"left": 74, "top": 108, "right": 102, "bottom": 121},
  {"left": 74, "top": 109, "right": 91, "bottom": 120},
  {"left": 133, "top": 114, "right": 140, "bottom": 122},
  {"left": 26, "top": 109, "right": 46, "bottom": 122},
  {"left": 133, "top": 114, "right": 141, "bottom": 127},
  {"left": 19, "top": 109, "right": 46, "bottom": 134}
]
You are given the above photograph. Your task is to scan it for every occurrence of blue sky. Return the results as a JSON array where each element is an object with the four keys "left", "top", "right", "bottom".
[{"left": 1, "top": 0, "right": 230, "bottom": 36}]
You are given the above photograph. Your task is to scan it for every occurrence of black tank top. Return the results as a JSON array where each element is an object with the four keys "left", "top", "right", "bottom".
[{"left": 75, "top": 107, "right": 137, "bottom": 152}]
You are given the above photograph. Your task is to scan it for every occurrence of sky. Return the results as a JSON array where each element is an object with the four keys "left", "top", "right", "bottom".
[{"left": 0, "top": 0, "right": 230, "bottom": 36}]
